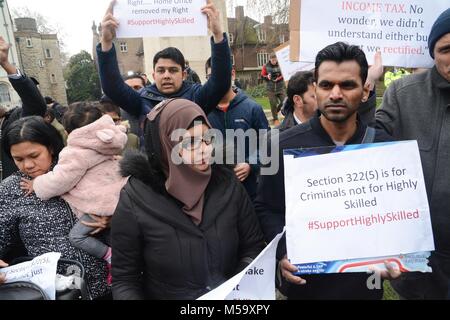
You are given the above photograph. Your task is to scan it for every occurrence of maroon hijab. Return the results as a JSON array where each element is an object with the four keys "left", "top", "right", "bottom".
[{"left": 147, "top": 99, "right": 212, "bottom": 225}]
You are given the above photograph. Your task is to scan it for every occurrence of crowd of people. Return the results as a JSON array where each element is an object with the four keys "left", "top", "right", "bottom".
[{"left": 0, "top": 0, "right": 449, "bottom": 300}]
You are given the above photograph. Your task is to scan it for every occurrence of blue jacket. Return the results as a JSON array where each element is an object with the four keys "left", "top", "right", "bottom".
[
  {"left": 96, "top": 35, "right": 232, "bottom": 118},
  {"left": 207, "top": 90, "right": 269, "bottom": 200}
]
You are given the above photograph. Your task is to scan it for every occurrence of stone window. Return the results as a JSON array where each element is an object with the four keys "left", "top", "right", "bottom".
[
  {"left": 257, "top": 29, "right": 267, "bottom": 43},
  {"left": 26, "top": 37, "right": 33, "bottom": 47},
  {"left": 229, "top": 33, "right": 234, "bottom": 44},
  {"left": 231, "top": 54, "right": 235, "bottom": 66},
  {"left": 38, "top": 60, "right": 45, "bottom": 68},
  {"left": 51, "top": 74, "right": 57, "bottom": 84},
  {"left": 120, "top": 42, "right": 128, "bottom": 53},
  {"left": 257, "top": 51, "right": 269, "bottom": 67},
  {"left": 0, "top": 83, "right": 11, "bottom": 103},
  {"left": 45, "top": 48, "right": 52, "bottom": 59}
]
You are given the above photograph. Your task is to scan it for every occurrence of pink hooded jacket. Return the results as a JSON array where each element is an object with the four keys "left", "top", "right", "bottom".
[{"left": 33, "top": 115, "right": 129, "bottom": 217}]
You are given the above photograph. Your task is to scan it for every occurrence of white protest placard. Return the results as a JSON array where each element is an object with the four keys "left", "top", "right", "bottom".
[
  {"left": 0, "top": 252, "right": 61, "bottom": 300},
  {"left": 274, "top": 42, "right": 314, "bottom": 81},
  {"left": 284, "top": 141, "right": 434, "bottom": 265},
  {"left": 198, "top": 230, "right": 284, "bottom": 300},
  {"left": 292, "top": 0, "right": 449, "bottom": 67},
  {"left": 114, "top": 0, "right": 208, "bottom": 38}
]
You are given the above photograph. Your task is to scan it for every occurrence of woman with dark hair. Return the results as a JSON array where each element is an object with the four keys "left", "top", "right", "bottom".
[
  {"left": 112, "top": 99, "right": 265, "bottom": 300},
  {"left": 0, "top": 116, "right": 109, "bottom": 299},
  {"left": 21, "top": 102, "right": 128, "bottom": 286}
]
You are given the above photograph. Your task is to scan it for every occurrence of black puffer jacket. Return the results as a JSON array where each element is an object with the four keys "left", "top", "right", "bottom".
[{"left": 111, "top": 152, "right": 265, "bottom": 300}]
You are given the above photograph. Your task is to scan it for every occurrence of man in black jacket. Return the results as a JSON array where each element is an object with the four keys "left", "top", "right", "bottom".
[
  {"left": 255, "top": 42, "right": 397, "bottom": 299},
  {"left": 0, "top": 37, "right": 47, "bottom": 182}
]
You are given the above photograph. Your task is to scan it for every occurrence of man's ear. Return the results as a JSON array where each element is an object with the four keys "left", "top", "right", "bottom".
[
  {"left": 361, "top": 84, "right": 370, "bottom": 103},
  {"left": 293, "top": 95, "right": 303, "bottom": 108}
]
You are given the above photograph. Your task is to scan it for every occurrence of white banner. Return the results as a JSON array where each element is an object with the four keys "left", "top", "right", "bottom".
[
  {"left": 115, "top": 0, "right": 208, "bottom": 38},
  {"left": 284, "top": 141, "right": 434, "bottom": 265},
  {"left": 0, "top": 252, "right": 61, "bottom": 300},
  {"left": 198, "top": 230, "right": 285, "bottom": 300},
  {"left": 296, "top": 0, "right": 449, "bottom": 67},
  {"left": 274, "top": 43, "right": 314, "bottom": 81}
]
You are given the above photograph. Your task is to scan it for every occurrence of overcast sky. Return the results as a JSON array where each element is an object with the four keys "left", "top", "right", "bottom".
[
  {"left": 8, "top": 0, "right": 254, "bottom": 57},
  {"left": 9, "top": 0, "right": 112, "bottom": 56}
]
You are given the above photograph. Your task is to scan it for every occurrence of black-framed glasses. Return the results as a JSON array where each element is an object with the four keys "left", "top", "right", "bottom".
[{"left": 181, "top": 133, "right": 215, "bottom": 150}]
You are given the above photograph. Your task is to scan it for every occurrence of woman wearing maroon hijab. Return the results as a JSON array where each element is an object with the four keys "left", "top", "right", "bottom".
[{"left": 111, "top": 99, "right": 265, "bottom": 300}]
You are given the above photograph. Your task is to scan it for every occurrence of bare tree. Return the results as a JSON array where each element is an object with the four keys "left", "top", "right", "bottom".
[
  {"left": 12, "top": 7, "right": 57, "bottom": 34},
  {"left": 244, "top": 0, "right": 290, "bottom": 24},
  {"left": 11, "top": 7, "right": 68, "bottom": 64}
]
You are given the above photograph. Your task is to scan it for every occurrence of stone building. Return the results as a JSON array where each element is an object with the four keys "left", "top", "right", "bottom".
[
  {"left": 0, "top": 0, "right": 21, "bottom": 109},
  {"left": 92, "top": 22, "right": 145, "bottom": 78},
  {"left": 14, "top": 17, "right": 68, "bottom": 105},
  {"left": 228, "top": 6, "right": 289, "bottom": 88}
]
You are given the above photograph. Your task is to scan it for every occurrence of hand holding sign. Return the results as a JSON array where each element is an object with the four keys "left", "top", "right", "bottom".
[
  {"left": 284, "top": 141, "right": 435, "bottom": 267},
  {"left": 0, "top": 252, "right": 61, "bottom": 300},
  {"left": 113, "top": 0, "right": 209, "bottom": 39},
  {"left": 279, "top": 256, "right": 307, "bottom": 285},
  {"left": 201, "top": 0, "right": 223, "bottom": 43},
  {"left": 366, "top": 51, "right": 384, "bottom": 91},
  {"left": 101, "top": 0, "right": 119, "bottom": 52},
  {"left": 368, "top": 261, "right": 402, "bottom": 280},
  {"left": 0, "top": 36, "right": 11, "bottom": 66},
  {"left": 0, "top": 260, "right": 8, "bottom": 284}
]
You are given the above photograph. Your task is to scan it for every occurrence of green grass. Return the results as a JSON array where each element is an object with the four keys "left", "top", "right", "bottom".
[
  {"left": 254, "top": 97, "right": 271, "bottom": 111},
  {"left": 376, "top": 97, "right": 383, "bottom": 109},
  {"left": 383, "top": 281, "right": 400, "bottom": 300}
]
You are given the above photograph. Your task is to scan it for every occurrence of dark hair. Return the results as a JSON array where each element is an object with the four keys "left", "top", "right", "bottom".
[
  {"left": 98, "top": 100, "right": 121, "bottom": 116},
  {"left": 315, "top": 42, "right": 368, "bottom": 85},
  {"left": 44, "top": 96, "right": 54, "bottom": 104},
  {"left": 123, "top": 74, "right": 146, "bottom": 87},
  {"left": 44, "top": 107, "right": 56, "bottom": 123},
  {"left": 153, "top": 47, "right": 186, "bottom": 71},
  {"left": 3, "top": 116, "right": 64, "bottom": 159},
  {"left": 63, "top": 101, "right": 103, "bottom": 134},
  {"left": 286, "top": 71, "right": 315, "bottom": 112},
  {"left": 188, "top": 116, "right": 207, "bottom": 130}
]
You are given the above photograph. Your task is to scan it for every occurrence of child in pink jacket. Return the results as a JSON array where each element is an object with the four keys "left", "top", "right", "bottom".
[{"left": 21, "top": 102, "right": 128, "bottom": 284}]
